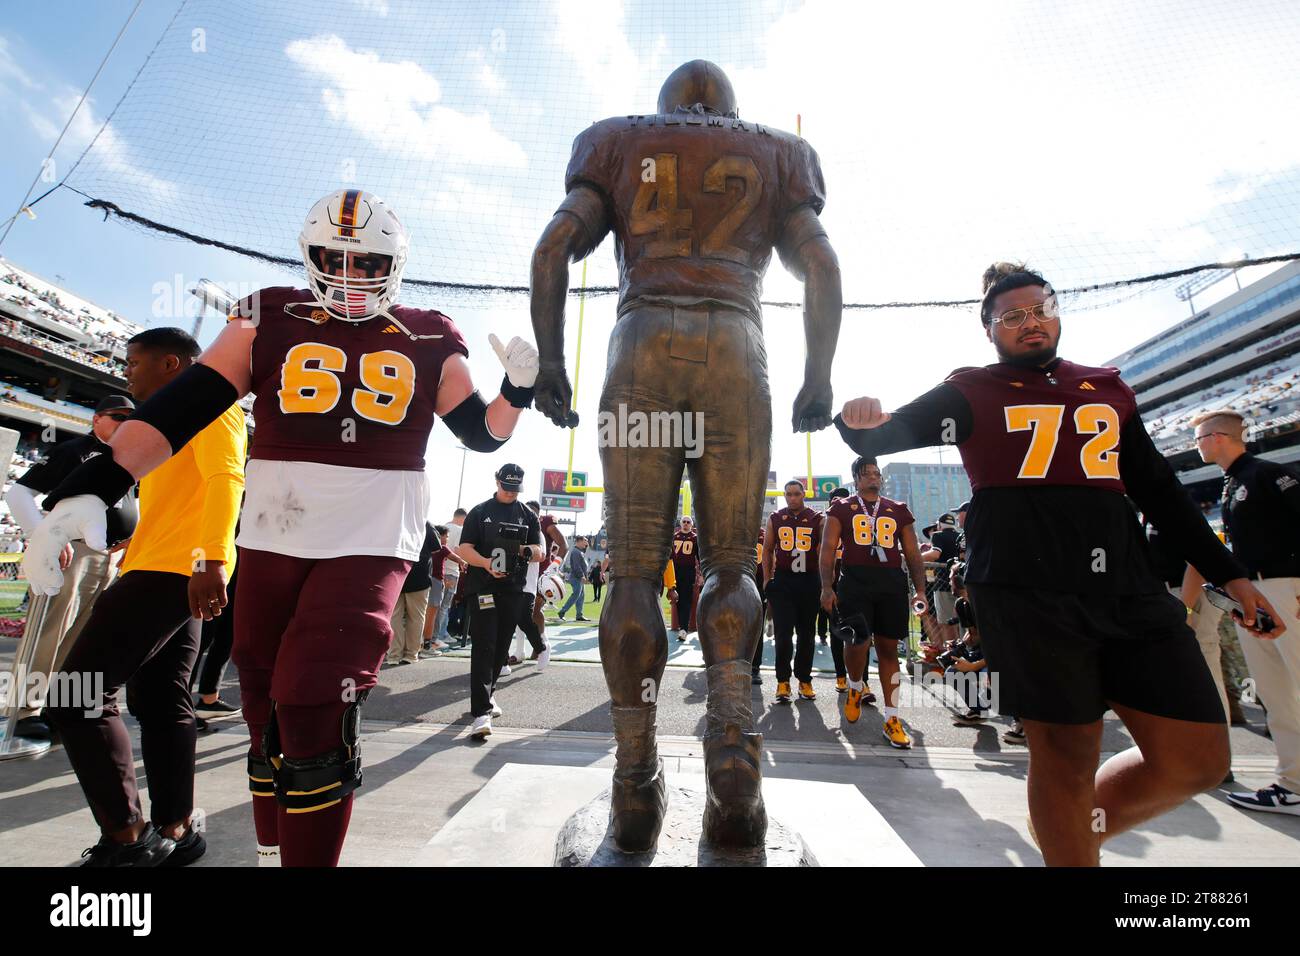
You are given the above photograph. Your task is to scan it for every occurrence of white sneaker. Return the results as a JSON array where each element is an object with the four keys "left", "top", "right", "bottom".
[
  {"left": 1226, "top": 784, "right": 1300, "bottom": 815},
  {"left": 537, "top": 644, "right": 551, "bottom": 673},
  {"left": 470, "top": 715, "right": 492, "bottom": 739},
  {"left": 677, "top": 629, "right": 688, "bottom": 642},
  {"left": 489, "top": 697, "right": 503, "bottom": 718},
  {"left": 257, "top": 844, "right": 281, "bottom": 868},
  {"left": 433, "top": 640, "right": 449, "bottom": 650},
  {"left": 499, "top": 663, "right": 512, "bottom": 677}
]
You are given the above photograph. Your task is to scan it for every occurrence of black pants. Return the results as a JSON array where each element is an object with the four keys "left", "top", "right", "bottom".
[
  {"left": 193, "top": 567, "right": 237, "bottom": 696},
  {"left": 817, "top": 606, "right": 830, "bottom": 638},
  {"left": 47, "top": 570, "right": 201, "bottom": 832},
  {"left": 468, "top": 589, "right": 530, "bottom": 718},
  {"left": 770, "top": 576, "right": 819, "bottom": 683},
  {"left": 674, "top": 565, "right": 696, "bottom": 629},
  {"left": 516, "top": 593, "right": 545, "bottom": 655}
]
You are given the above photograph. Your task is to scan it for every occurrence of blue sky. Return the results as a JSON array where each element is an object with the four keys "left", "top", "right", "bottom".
[{"left": 3, "top": 0, "right": 1298, "bottom": 528}]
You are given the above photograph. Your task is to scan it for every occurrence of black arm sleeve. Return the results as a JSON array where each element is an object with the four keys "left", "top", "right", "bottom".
[
  {"left": 1119, "top": 413, "right": 1246, "bottom": 586},
  {"left": 15, "top": 443, "right": 80, "bottom": 494},
  {"left": 136, "top": 362, "right": 240, "bottom": 454},
  {"left": 832, "top": 382, "right": 973, "bottom": 458},
  {"left": 442, "top": 391, "right": 508, "bottom": 453}
]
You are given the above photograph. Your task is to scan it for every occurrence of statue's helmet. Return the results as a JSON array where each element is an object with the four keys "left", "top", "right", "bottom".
[{"left": 657, "top": 59, "right": 738, "bottom": 118}]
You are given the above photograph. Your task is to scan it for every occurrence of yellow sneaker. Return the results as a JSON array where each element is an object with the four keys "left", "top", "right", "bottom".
[
  {"left": 836, "top": 676, "right": 848, "bottom": 694},
  {"left": 844, "top": 686, "right": 863, "bottom": 723},
  {"left": 775, "top": 681, "right": 792, "bottom": 703},
  {"left": 798, "top": 681, "right": 816, "bottom": 701},
  {"left": 882, "top": 715, "right": 911, "bottom": 749}
]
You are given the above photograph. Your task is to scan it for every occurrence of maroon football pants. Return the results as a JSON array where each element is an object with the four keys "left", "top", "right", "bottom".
[{"left": 232, "top": 547, "right": 409, "bottom": 866}]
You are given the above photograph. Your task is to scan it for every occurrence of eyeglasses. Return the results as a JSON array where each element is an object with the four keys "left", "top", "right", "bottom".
[
  {"left": 103, "top": 413, "right": 131, "bottom": 422},
  {"left": 1195, "top": 431, "right": 1233, "bottom": 442},
  {"left": 992, "top": 302, "right": 1060, "bottom": 329}
]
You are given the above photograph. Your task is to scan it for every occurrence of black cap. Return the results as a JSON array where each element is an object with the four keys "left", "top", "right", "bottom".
[
  {"left": 95, "top": 395, "right": 134, "bottom": 414},
  {"left": 955, "top": 500, "right": 970, "bottom": 514},
  {"left": 495, "top": 463, "right": 524, "bottom": 490},
  {"left": 936, "top": 512, "right": 957, "bottom": 528}
]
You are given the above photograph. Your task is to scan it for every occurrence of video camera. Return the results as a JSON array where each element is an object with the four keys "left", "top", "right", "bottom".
[{"left": 483, "top": 520, "right": 532, "bottom": 588}]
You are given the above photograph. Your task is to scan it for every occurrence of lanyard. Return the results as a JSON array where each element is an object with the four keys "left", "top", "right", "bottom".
[{"left": 854, "top": 493, "right": 888, "bottom": 563}]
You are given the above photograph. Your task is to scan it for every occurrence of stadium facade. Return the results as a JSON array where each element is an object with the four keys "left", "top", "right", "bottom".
[{"left": 1108, "top": 260, "right": 1300, "bottom": 525}]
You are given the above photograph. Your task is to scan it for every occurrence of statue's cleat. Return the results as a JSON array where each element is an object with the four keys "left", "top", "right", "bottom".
[
  {"left": 610, "top": 757, "right": 668, "bottom": 853},
  {"left": 798, "top": 681, "right": 816, "bottom": 701},
  {"left": 844, "top": 686, "right": 863, "bottom": 723},
  {"left": 775, "top": 681, "right": 792, "bottom": 704},
  {"left": 836, "top": 676, "right": 848, "bottom": 694},
  {"left": 882, "top": 715, "right": 912, "bottom": 749},
  {"left": 701, "top": 724, "right": 767, "bottom": 847}
]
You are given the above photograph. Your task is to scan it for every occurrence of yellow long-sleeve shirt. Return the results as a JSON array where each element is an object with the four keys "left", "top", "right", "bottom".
[{"left": 122, "top": 403, "right": 246, "bottom": 576}]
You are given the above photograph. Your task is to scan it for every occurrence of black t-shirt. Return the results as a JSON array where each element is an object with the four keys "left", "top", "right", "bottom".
[
  {"left": 1221, "top": 453, "right": 1300, "bottom": 579},
  {"left": 17, "top": 435, "right": 108, "bottom": 494},
  {"left": 402, "top": 522, "right": 438, "bottom": 593},
  {"left": 459, "top": 496, "right": 542, "bottom": 595},
  {"left": 929, "top": 527, "right": 961, "bottom": 590}
]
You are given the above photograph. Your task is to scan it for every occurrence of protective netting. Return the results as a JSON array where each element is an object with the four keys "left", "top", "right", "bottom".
[{"left": 66, "top": 0, "right": 1300, "bottom": 311}]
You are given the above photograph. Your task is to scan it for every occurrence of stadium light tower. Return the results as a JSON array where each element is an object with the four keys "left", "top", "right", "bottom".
[
  {"left": 188, "top": 278, "right": 236, "bottom": 339},
  {"left": 1174, "top": 256, "right": 1248, "bottom": 317}
]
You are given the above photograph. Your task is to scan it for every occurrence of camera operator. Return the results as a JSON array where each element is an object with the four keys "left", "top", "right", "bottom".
[{"left": 456, "top": 463, "right": 544, "bottom": 739}]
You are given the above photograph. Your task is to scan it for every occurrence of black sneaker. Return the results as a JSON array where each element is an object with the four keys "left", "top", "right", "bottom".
[
  {"left": 14, "top": 715, "right": 52, "bottom": 741},
  {"left": 162, "top": 827, "right": 207, "bottom": 867},
  {"left": 751, "top": 670, "right": 762, "bottom": 686},
  {"left": 576, "top": 616, "right": 591, "bottom": 622},
  {"left": 79, "top": 824, "right": 175, "bottom": 867},
  {"left": 1002, "top": 724, "right": 1026, "bottom": 745},
  {"left": 194, "top": 697, "right": 241, "bottom": 719},
  {"left": 953, "top": 709, "right": 988, "bottom": 726}
]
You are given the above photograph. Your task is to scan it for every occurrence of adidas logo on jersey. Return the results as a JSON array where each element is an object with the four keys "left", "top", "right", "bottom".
[
  {"left": 1079, "top": 381, "right": 1096, "bottom": 390},
  {"left": 382, "top": 324, "right": 400, "bottom": 334}
]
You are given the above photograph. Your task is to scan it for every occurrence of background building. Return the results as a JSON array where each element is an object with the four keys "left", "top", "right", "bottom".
[
  {"left": 883, "top": 461, "right": 972, "bottom": 528},
  {"left": 1108, "top": 260, "right": 1300, "bottom": 528}
]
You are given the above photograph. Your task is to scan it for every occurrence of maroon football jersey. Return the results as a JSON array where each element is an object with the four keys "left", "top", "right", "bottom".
[
  {"left": 827, "top": 495, "right": 914, "bottom": 569},
  {"left": 539, "top": 514, "right": 558, "bottom": 571},
  {"left": 234, "top": 287, "right": 468, "bottom": 471},
  {"left": 671, "top": 529, "right": 699, "bottom": 571},
  {"left": 564, "top": 113, "right": 825, "bottom": 318},
  {"left": 769, "top": 506, "right": 822, "bottom": 575},
  {"left": 945, "top": 360, "right": 1135, "bottom": 494}
]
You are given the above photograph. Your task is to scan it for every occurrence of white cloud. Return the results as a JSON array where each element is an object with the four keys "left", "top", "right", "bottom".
[
  {"left": 285, "top": 34, "right": 528, "bottom": 169},
  {"left": 0, "top": 35, "right": 39, "bottom": 91},
  {"left": 17, "top": 86, "right": 179, "bottom": 204}
]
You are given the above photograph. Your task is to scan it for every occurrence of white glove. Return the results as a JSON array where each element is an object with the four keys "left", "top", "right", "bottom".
[
  {"left": 489, "top": 333, "right": 539, "bottom": 389},
  {"left": 22, "top": 495, "right": 107, "bottom": 596}
]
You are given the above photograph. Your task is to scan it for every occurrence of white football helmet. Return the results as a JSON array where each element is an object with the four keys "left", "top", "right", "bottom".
[
  {"left": 539, "top": 568, "right": 567, "bottom": 609},
  {"left": 298, "top": 189, "right": 409, "bottom": 322}
]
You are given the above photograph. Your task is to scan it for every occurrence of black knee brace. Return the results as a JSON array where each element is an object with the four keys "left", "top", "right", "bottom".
[
  {"left": 262, "top": 696, "right": 367, "bottom": 812},
  {"left": 247, "top": 751, "right": 275, "bottom": 798}
]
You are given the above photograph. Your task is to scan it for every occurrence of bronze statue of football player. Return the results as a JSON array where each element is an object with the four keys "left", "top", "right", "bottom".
[{"left": 531, "top": 60, "right": 842, "bottom": 851}]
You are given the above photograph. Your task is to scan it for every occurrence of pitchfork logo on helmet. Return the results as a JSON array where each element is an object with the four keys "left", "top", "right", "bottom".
[
  {"left": 539, "top": 567, "right": 567, "bottom": 609},
  {"left": 299, "top": 188, "right": 409, "bottom": 322}
]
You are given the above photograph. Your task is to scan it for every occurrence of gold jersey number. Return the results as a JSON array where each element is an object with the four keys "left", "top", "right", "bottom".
[
  {"left": 630, "top": 153, "right": 763, "bottom": 263},
  {"left": 1004, "top": 403, "right": 1120, "bottom": 480},
  {"left": 850, "top": 514, "right": 898, "bottom": 549},
  {"left": 279, "top": 343, "right": 416, "bottom": 426}
]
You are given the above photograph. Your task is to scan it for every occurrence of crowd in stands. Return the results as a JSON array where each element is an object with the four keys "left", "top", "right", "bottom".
[
  {"left": 1, "top": 267, "right": 140, "bottom": 375},
  {"left": 1144, "top": 362, "right": 1300, "bottom": 452}
]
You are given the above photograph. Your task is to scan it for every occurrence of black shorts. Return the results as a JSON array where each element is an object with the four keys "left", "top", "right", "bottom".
[
  {"left": 966, "top": 584, "right": 1226, "bottom": 725},
  {"left": 836, "top": 584, "right": 909, "bottom": 642}
]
